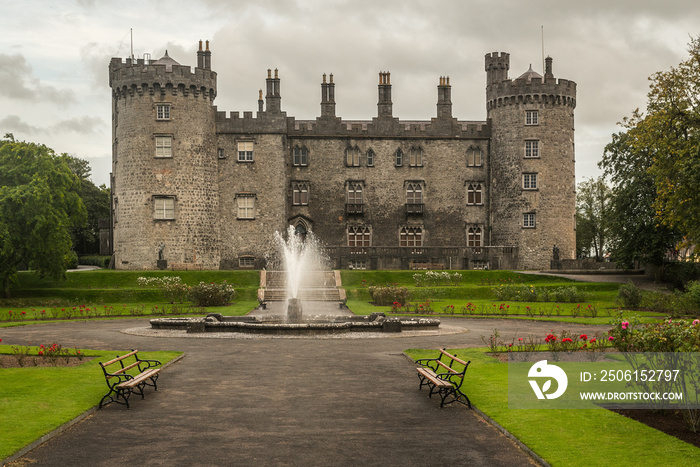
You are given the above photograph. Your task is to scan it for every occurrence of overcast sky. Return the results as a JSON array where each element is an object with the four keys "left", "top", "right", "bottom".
[{"left": 1, "top": 0, "right": 698, "bottom": 187}]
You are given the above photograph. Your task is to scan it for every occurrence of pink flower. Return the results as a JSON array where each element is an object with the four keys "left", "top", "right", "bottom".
[
  {"left": 608, "top": 336, "right": 614, "bottom": 341},
  {"left": 621, "top": 321, "right": 629, "bottom": 330},
  {"left": 693, "top": 319, "right": 699, "bottom": 326}
]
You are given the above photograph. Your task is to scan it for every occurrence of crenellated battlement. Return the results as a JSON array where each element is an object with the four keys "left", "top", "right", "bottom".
[
  {"left": 485, "top": 52, "right": 576, "bottom": 109},
  {"left": 109, "top": 57, "right": 217, "bottom": 101},
  {"left": 486, "top": 77, "right": 576, "bottom": 110},
  {"left": 214, "top": 111, "right": 490, "bottom": 139}
]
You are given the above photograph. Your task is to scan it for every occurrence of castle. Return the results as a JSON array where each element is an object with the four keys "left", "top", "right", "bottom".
[{"left": 109, "top": 40, "right": 576, "bottom": 271}]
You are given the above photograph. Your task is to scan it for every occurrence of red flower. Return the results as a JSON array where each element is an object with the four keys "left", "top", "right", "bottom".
[
  {"left": 580, "top": 334, "right": 588, "bottom": 341},
  {"left": 38, "top": 351, "right": 43, "bottom": 356},
  {"left": 562, "top": 338, "right": 573, "bottom": 343},
  {"left": 590, "top": 338, "right": 596, "bottom": 343}
]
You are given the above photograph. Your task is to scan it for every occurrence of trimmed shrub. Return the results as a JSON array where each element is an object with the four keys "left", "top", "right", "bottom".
[
  {"left": 617, "top": 281, "right": 642, "bottom": 308},
  {"left": 188, "top": 281, "right": 236, "bottom": 307},
  {"left": 368, "top": 285, "right": 410, "bottom": 306}
]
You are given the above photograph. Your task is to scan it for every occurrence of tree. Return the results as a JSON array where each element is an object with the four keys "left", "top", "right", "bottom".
[
  {"left": 62, "top": 155, "right": 110, "bottom": 255},
  {"left": 576, "top": 176, "right": 611, "bottom": 261},
  {"left": 0, "top": 136, "right": 86, "bottom": 297},
  {"left": 620, "top": 37, "right": 700, "bottom": 246},
  {"left": 600, "top": 111, "right": 681, "bottom": 269}
]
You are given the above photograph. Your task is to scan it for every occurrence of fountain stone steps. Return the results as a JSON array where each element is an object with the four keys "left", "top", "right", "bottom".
[{"left": 261, "top": 270, "right": 341, "bottom": 302}]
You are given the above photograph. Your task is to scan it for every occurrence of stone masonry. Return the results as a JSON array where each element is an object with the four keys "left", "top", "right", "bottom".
[{"left": 109, "top": 41, "right": 576, "bottom": 270}]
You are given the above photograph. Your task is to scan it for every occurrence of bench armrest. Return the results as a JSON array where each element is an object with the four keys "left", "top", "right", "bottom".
[{"left": 137, "top": 358, "right": 162, "bottom": 370}]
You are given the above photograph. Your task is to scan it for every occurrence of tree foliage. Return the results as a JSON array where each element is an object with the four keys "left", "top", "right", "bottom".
[
  {"left": 644, "top": 37, "right": 700, "bottom": 242},
  {"left": 601, "top": 114, "right": 681, "bottom": 268},
  {"left": 0, "top": 136, "right": 86, "bottom": 297},
  {"left": 62, "top": 155, "right": 110, "bottom": 255},
  {"left": 599, "top": 37, "right": 700, "bottom": 267},
  {"left": 576, "top": 176, "right": 611, "bottom": 260}
]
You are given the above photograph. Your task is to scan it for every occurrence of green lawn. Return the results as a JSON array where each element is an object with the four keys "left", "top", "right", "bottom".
[
  {"left": 405, "top": 347, "right": 700, "bottom": 466},
  {"left": 0, "top": 347, "right": 182, "bottom": 461}
]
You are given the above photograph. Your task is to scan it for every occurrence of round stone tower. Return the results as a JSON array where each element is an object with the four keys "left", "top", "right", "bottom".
[
  {"left": 109, "top": 40, "right": 219, "bottom": 269},
  {"left": 485, "top": 52, "right": 576, "bottom": 269}
]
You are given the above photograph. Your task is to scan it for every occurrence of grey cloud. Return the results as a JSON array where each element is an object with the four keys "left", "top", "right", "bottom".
[
  {"left": 51, "top": 116, "right": 105, "bottom": 134},
  {"left": 0, "top": 54, "right": 76, "bottom": 106},
  {"left": 0, "top": 115, "right": 41, "bottom": 134}
]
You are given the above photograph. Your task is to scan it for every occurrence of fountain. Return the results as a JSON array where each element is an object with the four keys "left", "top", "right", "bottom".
[{"left": 150, "top": 226, "right": 441, "bottom": 335}]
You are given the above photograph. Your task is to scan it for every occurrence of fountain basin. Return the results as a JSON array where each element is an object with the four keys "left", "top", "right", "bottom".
[{"left": 150, "top": 314, "right": 440, "bottom": 335}]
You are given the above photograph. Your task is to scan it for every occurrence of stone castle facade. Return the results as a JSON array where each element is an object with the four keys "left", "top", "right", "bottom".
[{"left": 109, "top": 41, "right": 576, "bottom": 270}]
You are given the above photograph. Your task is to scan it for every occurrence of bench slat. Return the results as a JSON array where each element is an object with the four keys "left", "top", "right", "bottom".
[
  {"left": 439, "top": 349, "right": 468, "bottom": 367},
  {"left": 101, "top": 350, "right": 139, "bottom": 367},
  {"left": 116, "top": 368, "right": 160, "bottom": 389}
]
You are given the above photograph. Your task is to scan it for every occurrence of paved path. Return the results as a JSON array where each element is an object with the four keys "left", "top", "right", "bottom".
[{"left": 2, "top": 318, "right": 609, "bottom": 466}]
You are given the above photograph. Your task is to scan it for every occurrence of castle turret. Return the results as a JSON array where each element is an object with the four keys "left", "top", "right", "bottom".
[
  {"left": 109, "top": 41, "right": 220, "bottom": 269},
  {"left": 486, "top": 52, "right": 576, "bottom": 269}
]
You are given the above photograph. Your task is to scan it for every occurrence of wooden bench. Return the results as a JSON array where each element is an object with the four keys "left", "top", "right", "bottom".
[
  {"left": 415, "top": 348, "right": 471, "bottom": 408},
  {"left": 99, "top": 350, "right": 162, "bottom": 409}
]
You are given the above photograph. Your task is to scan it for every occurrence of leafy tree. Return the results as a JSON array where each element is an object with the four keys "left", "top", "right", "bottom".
[
  {"left": 0, "top": 136, "right": 86, "bottom": 297},
  {"left": 62, "top": 155, "right": 110, "bottom": 255},
  {"left": 600, "top": 111, "right": 681, "bottom": 269},
  {"left": 614, "top": 37, "right": 700, "bottom": 247},
  {"left": 576, "top": 176, "right": 611, "bottom": 261}
]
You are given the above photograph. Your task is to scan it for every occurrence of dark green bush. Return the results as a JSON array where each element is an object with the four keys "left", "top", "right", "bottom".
[
  {"left": 78, "top": 255, "right": 111, "bottom": 268},
  {"left": 617, "top": 281, "right": 642, "bottom": 308}
]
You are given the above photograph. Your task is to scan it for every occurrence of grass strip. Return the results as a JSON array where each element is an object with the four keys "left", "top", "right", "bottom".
[
  {"left": 0, "top": 348, "right": 182, "bottom": 461},
  {"left": 404, "top": 347, "right": 700, "bottom": 466}
]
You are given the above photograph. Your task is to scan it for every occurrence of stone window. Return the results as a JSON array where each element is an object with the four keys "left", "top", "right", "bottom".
[
  {"left": 236, "top": 194, "right": 255, "bottom": 219},
  {"left": 155, "top": 135, "right": 172, "bottom": 158},
  {"left": 467, "top": 147, "right": 482, "bottom": 167},
  {"left": 409, "top": 147, "right": 424, "bottom": 167},
  {"left": 526, "top": 110, "right": 539, "bottom": 125},
  {"left": 525, "top": 140, "right": 539, "bottom": 158},
  {"left": 466, "top": 182, "right": 483, "bottom": 205},
  {"left": 523, "top": 173, "right": 538, "bottom": 190},
  {"left": 366, "top": 148, "right": 375, "bottom": 167},
  {"left": 238, "top": 141, "right": 254, "bottom": 162},
  {"left": 239, "top": 256, "right": 255, "bottom": 268},
  {"left": 293, "top": 146, "right": 308, "bottom": 166},
  {"left": 292, "top": 182, "right": 309, "bottom": 206},
  {"left": 400, "top": 226, "right": 423, "bottom": 247},
  {"left": 471, "top": 260, "right": 489, "bottom": 270},
  {"left": 156, "top": 104, "right": 170, "bottom": 120},
  {"left": 523, "top": 212, "right": 536, "bottom": 228},
  {"left": 347, "top": 182, "right": 363, "bottom": 205},
  {"left": 395, "top": 148, "right": 403, "bottom": 167},
  {"left": 154, "top": 196, "right": 175, "bottom": 220},
  {"left": 467, "top": 226, "right": 483, "bottom": 251},
  {"left": 406, "top": 182, "right": 423, "bottom": 213},
  {"left": 348, "top": 225, "right": 371, "bottom": 252},
  {"left": 347, "top": 182, "right": 364, "bottom": 214},
  {"left": 346, "top": 147, "right": 360, "bottom": 167},
  {"left": 348, "top": 259, "right": 368, "bottom": 270}
]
